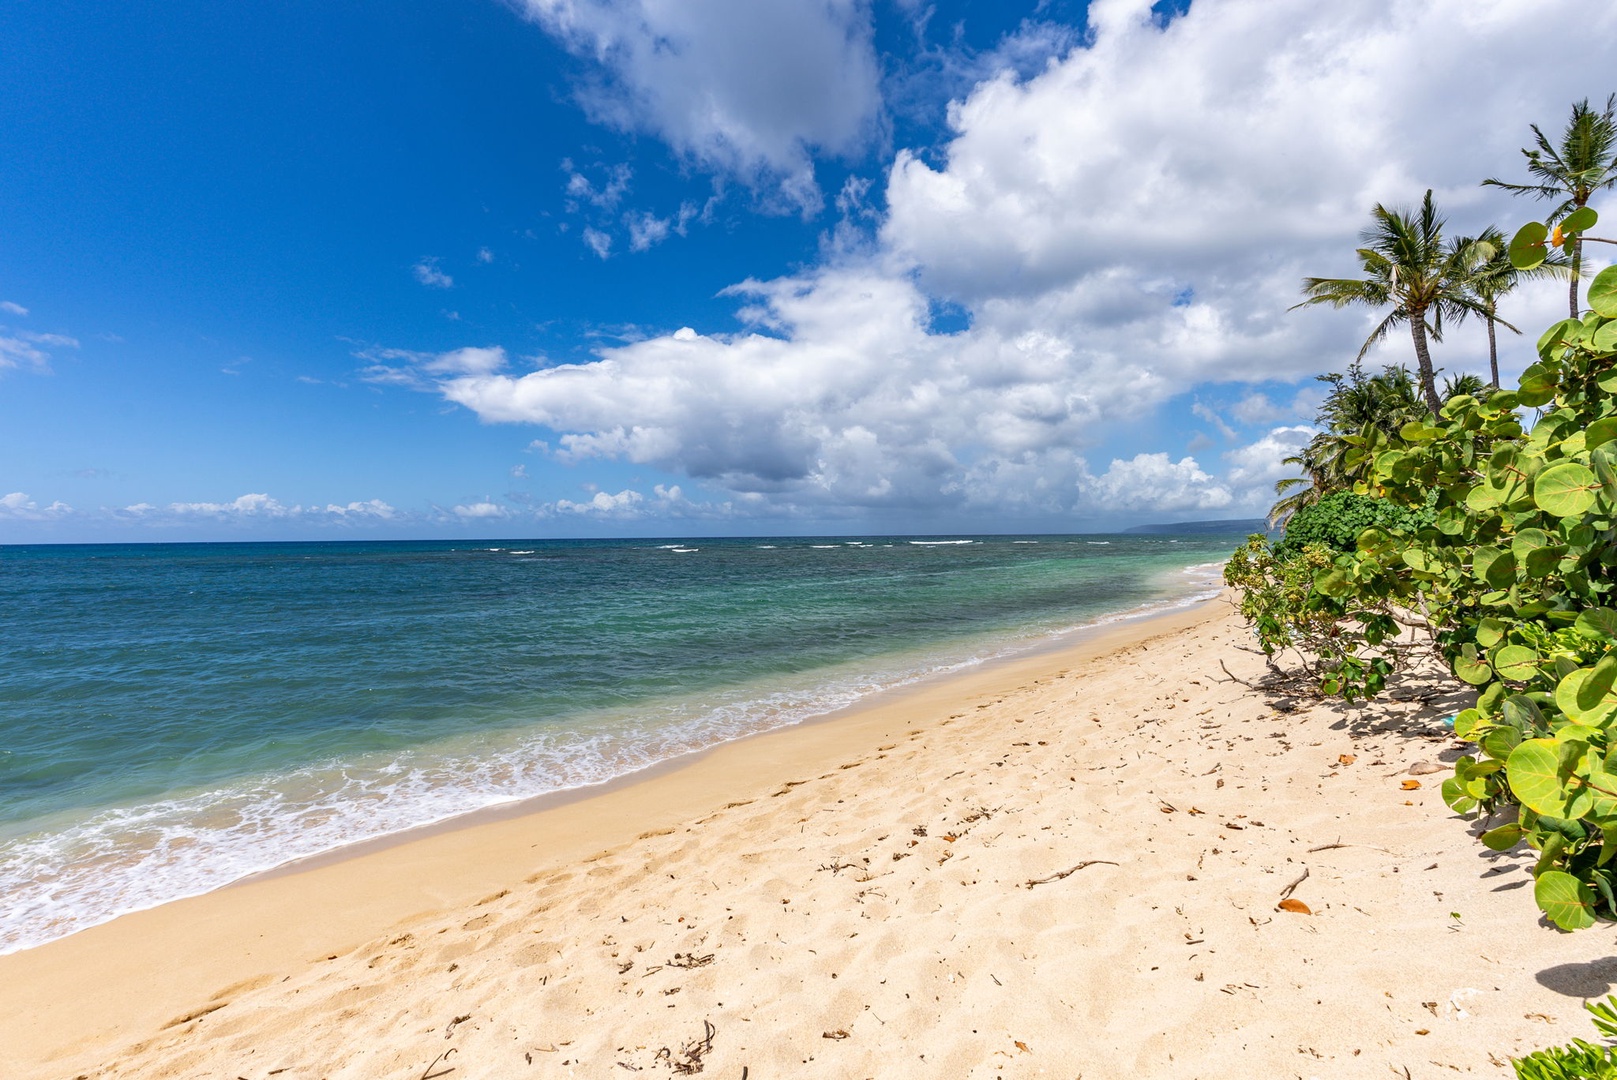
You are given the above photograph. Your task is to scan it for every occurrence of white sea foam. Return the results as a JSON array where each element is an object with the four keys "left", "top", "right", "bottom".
[{"left": 908, "top": 540, "right": 974, "bottom": 546}]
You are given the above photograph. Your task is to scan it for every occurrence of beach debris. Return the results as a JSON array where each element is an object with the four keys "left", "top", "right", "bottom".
[
  {"left": 658, "top": 1019, "right": 716, "bottom": 1075},
  {"left": 420, "top": 1048, "right": 457, "bottom": 1080},
  {"left": 1338, "top": 754, "right": 1357, "bottom": 765},
  {"left": 668, "top": 951, "right": 714, "bottom": 969},
  {"left": 1401, "top": 779, "right": 1423, "bottom": 790},
  {"left": 1014, "top": 1040, "right": 1031, "bottom": 1053},
  {"left": 1024, "top": 860, "right": 1120, "bottom": 888},
  {"left": 444, "top": 1014, "right": 471, "bottom": 1039},
  {"left": 822, "top": 1029, "right": 851, "bottom": 1040},
  {"left": 1278, "top": 899, "right": 1313, "bottom": 914},
  {"left": 1408, "top": 761, "right": 1447, "bottom": 775}
]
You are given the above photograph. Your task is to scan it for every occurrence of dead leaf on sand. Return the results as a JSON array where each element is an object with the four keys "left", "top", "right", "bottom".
[
  {"left": 1338, "top": 754, "right": 1357, "bottom": 766},
  {"left": 1278, "top": 898, "right": 1312, "bottom": 915},
  {"left": 1401, "top": 779, "right": 1423, "bottom": 791},
  {"left": 1014, "top": 1040, "right": 1031, "bottom": 1053}
]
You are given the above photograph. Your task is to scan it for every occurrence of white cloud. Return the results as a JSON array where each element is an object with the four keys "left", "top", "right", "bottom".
[
  {"left": 0, "top": 492, "right": 72, "bottom": 520},
  {"left": 453, "top": 501, "right": 509, "bottom": 519},
  {"left": 517, "top": 0, "right": 882, "bottom": 213},
  {"left": 0, "top": 301, "right": 27, "bottom": 316},
  {"left": 1222, "top": 425, "right": 1315, "bottom": 500},
  {"left": 1076, "top": 454, "right": 1233, "bottom": 513},
  {"left": 477, "top": 246, "right": 495, "bottom": 264},
  {"left": 168, "top": 493, "right": 296, "bottom": 518},
  {"left": 385, "top": 0, "right": 1617, "bottom": 521},
  {"left": 625, "top": 210, "right": 672, "bottom": 252},
  {"left": 323, "top": 499, "right": 397, "bottom": 520},
  {"left": 0, "top": 330, "right": 78, "bottom": 372},
  {"left": 582, "top": 227, "right": 613, "bottom": 260},
  {"left": 1190, "top": 401, "right": 1237, "bottom": 441},
  {"left": 413, "top": 259, "right": 454, "bottom": 288},
  {"left": 553, "top": 488, "right": 644, "bottom": 515}
]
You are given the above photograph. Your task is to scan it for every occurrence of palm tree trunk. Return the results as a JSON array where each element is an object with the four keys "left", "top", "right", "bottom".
[
  {"left": 1571, "top": 237, "right": 1583, "bottom": 318},
  {"left": 1487, "top": 315, "right": 1499, "bottom": 388},
  {"left": 1410, "top": 315, "right": 1442, "bottom": 414}
]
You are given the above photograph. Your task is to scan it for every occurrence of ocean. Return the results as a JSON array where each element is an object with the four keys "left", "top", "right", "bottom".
[{"left": 0, "top": 533, "right": 1240, "bottom": 954}]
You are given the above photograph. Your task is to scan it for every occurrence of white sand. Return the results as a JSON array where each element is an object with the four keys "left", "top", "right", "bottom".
[{"left": 3, "top": 597, "right": 1613, "bottom": 1079}]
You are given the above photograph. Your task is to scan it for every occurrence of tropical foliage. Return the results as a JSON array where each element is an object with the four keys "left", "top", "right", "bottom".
[
  {"left": 1228, "top": 240, "right": 1617, "bottom": 929},
  {"left": 1294, "top": 191, "right": 1495, "bottom": 414},
  {"left": 1486, "top": 95, "right": 1617, "bottom": 318}
]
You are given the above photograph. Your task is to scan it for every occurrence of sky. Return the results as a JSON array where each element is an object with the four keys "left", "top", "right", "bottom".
[{"left": 3, "top": 0, "right": 1616, "bottom": 542}]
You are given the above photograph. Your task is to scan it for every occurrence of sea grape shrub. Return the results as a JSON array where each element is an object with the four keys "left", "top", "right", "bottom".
[
  {"left": 1223, "top": 537, "right": 1396, "bottom": 702},
  {"left": 1229, "top": 218, "right": 1617, "bottom": 926},
  {"left": 1304, "top": 257, "right": 1617, "bottom": 930},
  {"left": 1273, "top": 490, "right": 1433, "bottom": 559}
]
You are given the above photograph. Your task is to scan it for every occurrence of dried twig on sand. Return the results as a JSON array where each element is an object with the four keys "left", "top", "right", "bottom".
[{"left": 1024, "top": 861, "right": 1119, "bottom": 888}]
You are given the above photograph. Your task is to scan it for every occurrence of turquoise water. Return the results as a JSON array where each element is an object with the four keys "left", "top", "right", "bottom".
[{"left": 0, "top": 534, "right": 1237, "bottom": 953}]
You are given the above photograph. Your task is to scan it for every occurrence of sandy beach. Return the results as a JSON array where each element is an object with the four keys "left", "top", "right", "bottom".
[{"left": 4, "top": 595, "right": 1614, "bottom": 1079}]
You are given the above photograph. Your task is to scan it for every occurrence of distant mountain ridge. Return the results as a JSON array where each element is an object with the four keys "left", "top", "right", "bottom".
[{"left": 1123, "top": 518, "right": 1269, "bottom": 535}]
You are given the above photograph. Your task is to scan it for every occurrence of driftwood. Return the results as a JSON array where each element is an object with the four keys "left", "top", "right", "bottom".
[{"left": 1024, "top": 860, "right": 1119, "bottom": 888}]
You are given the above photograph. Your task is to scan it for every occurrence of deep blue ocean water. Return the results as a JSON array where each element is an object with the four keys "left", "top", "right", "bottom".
[{"left": 0, "top": 533, "right": 1240, "bottom": 953}]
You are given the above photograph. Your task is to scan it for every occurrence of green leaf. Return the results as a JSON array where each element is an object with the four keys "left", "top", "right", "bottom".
[
  {"left": 1453, "top": 707, "right": 1484, "bottom": 740},
  {"left": 1511, "top": 528, "right": 1549, "bottom": 559},
  {"left": 1402, "top": 547, "right": 1431, "bottom": 572},
  {"left": 1314, "top": 569, "right": 1350, "bottom": 598},
  {"left": 1579, "top": 656, "right": 1617, "bottom": 714},
  {"left": 1454, "top": 644, "right": 1493, "bottom": 686},
  {"left": 1485, "top": 549, "right": 1518, "bottom": 590},
  {"left": 1465, "top": 483, "right": 1501, "bottom": 512},
  {"left": 1575, "top": 608, "right": 1617, "bottom": 640},
  {"left": 1441, "top": 775, "right": 1478, "bottom": 814},
  {"left": 1476, "top": 618, "right": 1506, "bottom": 648},
  {"left": 1480, "top": 823, "right": 1523, "bottom": 851},
  {"left": 1494, "top": 644, "right": 1540, "bottom": 682},
  {"left": 1594, "top": 319, "right": 1617, "bottom": 354},
  {"left": 1508, "top": 738, "right": 1595, "bottom": 818},
  {"left": 1511, "top": 221, "right": 1550, "bottom": 269},
  {"left": 1504, "top": 694, "right": 1545, "bottom": 730},
  {"left": 1563, "top": 206, "right": 1600, "bottom": 235},
  {"left": 1480, "top": 725, "right": 1523, "bottom": 761},
  {"left": 1535, "top": 323, "right": 1578, "bottom": 362},
  {"left": 1589, "top": 417, "right": 1617, "bottom": 451},
  {"left": 1591, "top": 265, "right": 1617, "bottom": 319},
  {"left": 1535, "top": 870, "right": 1598, "bottom": 930},
  {"left": 1535, "top": 462, "right": 1600, "bottom": 517}
]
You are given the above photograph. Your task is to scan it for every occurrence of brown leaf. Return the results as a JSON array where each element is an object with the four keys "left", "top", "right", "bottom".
[
  {"left": 1401, "top": 779, "right": 1422, "bottom": 791},
  {"left": 1415, "top": 1028, "right": 1430, "bottom": 1036},
  {"left": 1014, "top": 1040, "right": 1030, "bottom": 1053},
  {"left": 1277, "top": 898, "right": 1312, "bottom": 914},
  {"left": 1338, "top": 754, "right": 1357, "bottom": 765},
  {"left": 822, "top": 1029, "right": 850, "bottom": 1040}
]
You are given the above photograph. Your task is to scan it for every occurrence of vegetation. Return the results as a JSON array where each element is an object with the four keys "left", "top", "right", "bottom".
[
  {"left": 1512, "top": 995, "right": 1617, "bottom": 1078},
  {"left": 1230, "top": 97, "right": 1617, "bottom": 934},
  {"left": 1486, "top": 95, "right": 1617, "bottom": 318},
  {"left": 1294, "top": 190, "right": 1495, "bottom": 414}
]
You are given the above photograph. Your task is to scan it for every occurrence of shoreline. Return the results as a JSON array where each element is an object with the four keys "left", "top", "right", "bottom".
[
  {"left": 241, "top": 577, "right": 1224, "bottom": 886},
  {"left": 4, "top": 591, "right": 1609, "bottom": 1078}
]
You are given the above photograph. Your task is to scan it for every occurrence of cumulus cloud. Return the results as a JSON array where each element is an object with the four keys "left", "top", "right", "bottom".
[
  {"left": 112, "top": 494, "right": 398, "bottom": 526},
  {"left": 385, "top": 0, "right": 1616, "bottom": 521},
  {"left": 0, "top": 301, "right": 27, "bottom": 316},
  {"left": 1222, "top": 425, "right": 1315, "bottom": 498},
  {"left": 0, "top": 492, "right": 73, "bottom": 520},
  {"left": 552, "top": 488, "right": 643, "bottom": 515},
  {"left": 517, "top": 0, "right": 882, "bottom": 213},
  {"left": 1076, "top": 454, "right": 1233, "bottom": 513},
  {"left": 413, "top": 258, "right": 454, "bottom": 288}
]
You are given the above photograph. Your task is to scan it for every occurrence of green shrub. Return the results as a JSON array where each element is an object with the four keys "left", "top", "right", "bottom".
[{"left": 1274, "top": 491, "right": 1432, "bottom": 559}]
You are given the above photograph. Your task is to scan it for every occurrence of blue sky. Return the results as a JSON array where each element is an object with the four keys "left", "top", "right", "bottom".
[{"left": 2, "top": 0, "right": 1614, "bottom": 541}]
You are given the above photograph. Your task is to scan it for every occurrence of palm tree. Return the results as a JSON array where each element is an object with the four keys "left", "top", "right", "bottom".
[
  {"left": 1268, "top": 363, "right": 1427, "bottom": 526},
  {"left": 1484, "top": 95, "right": 1617, "bottom": 318},
  {"left": 1456, "top": 228, "right": 1520, "bottom": 388},
  {"left": 1294, "top": 191, "right": 1490, "bottom": 415}
]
